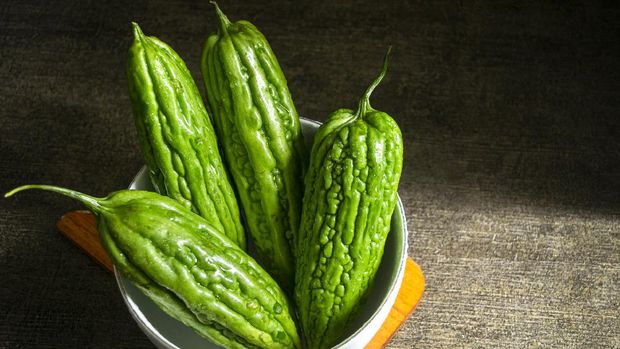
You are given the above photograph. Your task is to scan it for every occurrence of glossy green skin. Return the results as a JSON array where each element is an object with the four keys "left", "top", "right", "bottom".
[
  {"left": 6, "top": 185, "right": 301, "bottom": 349},
  {"left": 127, "top": 23, "right": 246, "bottom": 249},
  {"left": 295, "top": 52, "right": 403, "bottom": 349},
  {"left": 200, "top": 5, "right": 305, "bottom": 289}
]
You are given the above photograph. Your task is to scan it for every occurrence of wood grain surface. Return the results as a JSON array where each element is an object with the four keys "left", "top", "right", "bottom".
[
  {"left": 366, "top": 258, "right": 425, "bottom": 349},
  {"left": 56, "top": 211, "right": 113, "bottom": 272},
  {"left": 1, "top": 1, "right": 619, "bottom": 348},
  {"left": 55, "top": 211, "right": 425, "bottom": 348}
]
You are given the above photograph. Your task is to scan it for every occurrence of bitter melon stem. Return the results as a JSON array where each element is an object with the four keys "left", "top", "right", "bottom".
[
  {"left": 211, "top": 1, "right": 231, "bottom": 35},
  {"left": 355, "top": 46, "right": 392, "bottom": 118},
  {"left": 5, "top": 184, "right": 102, "bottom": 213},
  {"left": 131, "top": 22, "right": 146, "bottom": 42}
]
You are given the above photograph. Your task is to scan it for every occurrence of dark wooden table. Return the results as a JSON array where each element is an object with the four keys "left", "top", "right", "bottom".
[{"left": 1, "top": 1, "right": 619, "bottom": 348}]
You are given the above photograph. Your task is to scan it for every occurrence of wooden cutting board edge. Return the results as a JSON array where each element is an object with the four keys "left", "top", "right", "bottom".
[{"left": 56, "top": 211, "right": 425, "bottom": 348}]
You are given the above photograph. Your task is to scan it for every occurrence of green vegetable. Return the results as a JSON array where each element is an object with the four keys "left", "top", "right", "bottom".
[
  {"left": 200, "top": 3, "right": 306, "bottom": 289},
  {"left": 127, "top": 22, "right": 246, "bottom": 249},
  {"left": 294, "top": 49, "right": 403, "bottom": 349},
  {"left": 5, "top": 185, "right": 301, "bottom": 349}
]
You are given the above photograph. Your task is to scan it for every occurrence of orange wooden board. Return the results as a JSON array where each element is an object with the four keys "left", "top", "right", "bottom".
[
  {"left": 365, "top": 257, "right": 425, "bottom": 348},
  {"left": 57, "top": 211, "right": 425, "bottom": 348},
  {"left": 57, "top": 211, "right": 113, "bottom": 272}
]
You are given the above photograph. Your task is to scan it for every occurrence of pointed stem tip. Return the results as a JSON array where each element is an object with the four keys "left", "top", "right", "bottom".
[
  {"left": 131, "top": 22, "right": 145, "bottom": 41},
  {"left": 356, "top": 46, "right": 392, "bottom": 117},
  {"left": 210, "top": 1, "right": 231, "bottom": 34}
]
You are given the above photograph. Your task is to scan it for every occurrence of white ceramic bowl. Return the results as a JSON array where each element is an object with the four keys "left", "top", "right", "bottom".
[{"left": 115, "top": 117, "right": 408, "bottom": 349}]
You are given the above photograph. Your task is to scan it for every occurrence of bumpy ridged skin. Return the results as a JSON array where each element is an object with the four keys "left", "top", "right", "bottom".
[
  {"left": 127, "top": 23, "right": 246, "bottom": 249},
  {"left": 200, "top": 4, "right": 306, "bottom": 289},
  {"left": 295, "top": 50, "right": 403, "bottom": 349},
  {"left": 5, "top": 185, "right": 301, "bottom": 349},
  {"left": 99, "top": 225, "right": 250, "bottom": 349}
]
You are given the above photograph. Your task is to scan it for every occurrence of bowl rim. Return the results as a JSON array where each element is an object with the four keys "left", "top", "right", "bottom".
[
  {"left": 115, "top": 116, "right": 409, "bottom": 348},
  {"left": 115, "top": 266, "right": 182, "bottom": 349}
]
